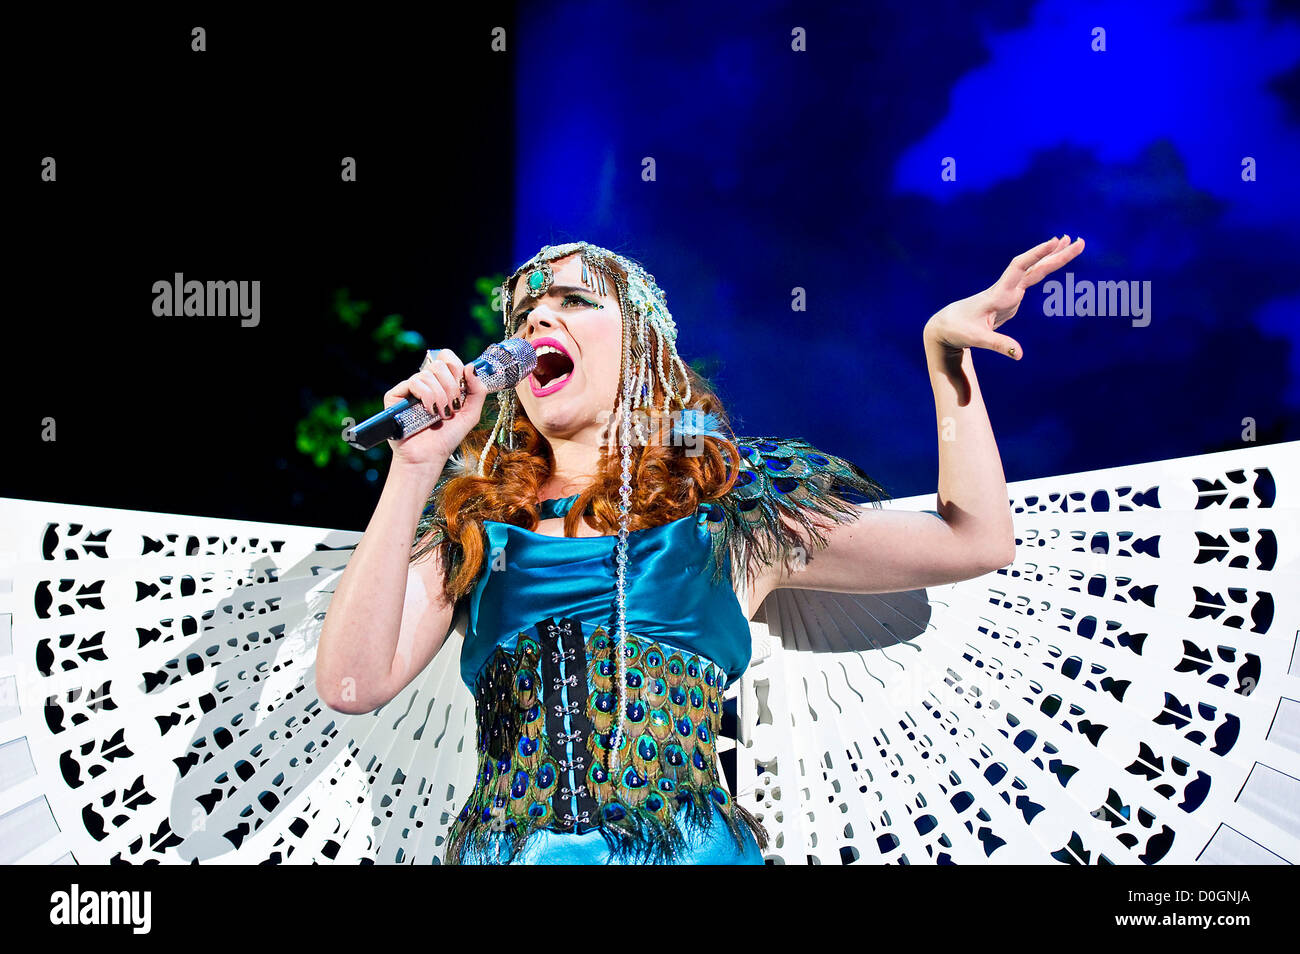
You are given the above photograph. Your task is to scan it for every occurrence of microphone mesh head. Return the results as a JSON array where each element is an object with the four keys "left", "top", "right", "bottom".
[{"left": 479, "top": 337, "right": 537, "bottom": 390}]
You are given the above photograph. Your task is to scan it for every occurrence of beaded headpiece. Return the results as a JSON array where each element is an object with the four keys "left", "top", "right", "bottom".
[{"left": 485, "top": 240, "right": 706, "bottom": 780}]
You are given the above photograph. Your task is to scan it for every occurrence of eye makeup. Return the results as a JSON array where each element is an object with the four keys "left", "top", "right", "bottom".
[{"left": 513, "top": 292, "right": 603, "bottom": 331}]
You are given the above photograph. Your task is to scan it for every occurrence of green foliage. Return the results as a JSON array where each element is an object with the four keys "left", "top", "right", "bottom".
[
  {"left": 373, "top": 317, "right": 426, "bottom": 363},
  {"left": 464, "top": 273, "right": 507, "bottom": 361},
  {"left": 296, "top": 395, "right": 385, "bottom": 468},
  {"left": 332, "top": 288, "right": 370, "bottom": 329},
  {"left": 296, "top": 278, "right": 504, "bottom": 473}
]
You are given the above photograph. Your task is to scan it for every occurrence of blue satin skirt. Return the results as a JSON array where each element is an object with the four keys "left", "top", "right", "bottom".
[{"left": 447, "top": 800, "right": 765, "bottom": 865}]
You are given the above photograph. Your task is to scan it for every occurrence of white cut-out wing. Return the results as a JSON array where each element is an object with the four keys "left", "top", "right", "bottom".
[
  {"left": 0, "top": 502, "right": 477, "bottom": 864},
  {"left": 730, "top": 441, "right": 1300, "bottom": 864}
]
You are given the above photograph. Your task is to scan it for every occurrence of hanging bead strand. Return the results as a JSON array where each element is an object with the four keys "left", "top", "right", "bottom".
[{"left": 610, "top": 300, "right": 635, "bottom": 780}]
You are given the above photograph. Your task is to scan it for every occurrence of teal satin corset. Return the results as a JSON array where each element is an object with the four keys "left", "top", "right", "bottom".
[{"left": 460, "top": 495, "right": 753, "bottom": 691}]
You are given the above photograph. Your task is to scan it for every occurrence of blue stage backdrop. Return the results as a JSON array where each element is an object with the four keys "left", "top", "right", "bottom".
[{"left": 510, "top": 0, "right": 1300, "bottom": 499}]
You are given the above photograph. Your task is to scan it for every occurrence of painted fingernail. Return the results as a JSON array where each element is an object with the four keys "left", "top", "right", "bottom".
[
  {"left": 444, "top": 404, "right": 453, "bottom": 417},
  {"left": 452, "top": 396, "right": 461, "bottom": 410}
]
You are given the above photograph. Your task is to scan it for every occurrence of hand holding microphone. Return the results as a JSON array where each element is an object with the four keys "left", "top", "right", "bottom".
[{"left": 342, "top": 338, "right": 537, "bottom": 470}]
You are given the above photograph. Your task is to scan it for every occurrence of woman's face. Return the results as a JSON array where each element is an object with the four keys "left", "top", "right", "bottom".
[{"left": 508, "top": 252, "right": 623, "bottom": 441}]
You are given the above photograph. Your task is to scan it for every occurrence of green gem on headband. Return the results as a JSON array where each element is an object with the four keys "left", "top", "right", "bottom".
[{"left": 524, "top": 262, "right": 553, "bottom": 298}]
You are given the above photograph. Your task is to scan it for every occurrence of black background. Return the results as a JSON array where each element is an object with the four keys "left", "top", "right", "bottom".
[{"left": 7, "top": 8, "right": 516, "bottom": 531}]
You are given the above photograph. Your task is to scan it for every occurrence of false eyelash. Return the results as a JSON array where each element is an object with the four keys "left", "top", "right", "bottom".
[{"left": 514, "top": 293, "right": 598, "bottom": 328}]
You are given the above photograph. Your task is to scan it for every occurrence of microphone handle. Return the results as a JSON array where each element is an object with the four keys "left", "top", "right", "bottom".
[{"left": 342, "top": 354, "right": 495, "bottom": 451}]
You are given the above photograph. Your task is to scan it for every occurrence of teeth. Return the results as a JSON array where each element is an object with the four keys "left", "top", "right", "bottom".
[{"left": 535, "top": 345, "right": 568, "bottom": 358}]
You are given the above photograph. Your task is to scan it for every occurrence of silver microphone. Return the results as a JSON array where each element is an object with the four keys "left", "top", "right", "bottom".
[{"left": 342, "top": 338, "right": 537, "bottom": 450}]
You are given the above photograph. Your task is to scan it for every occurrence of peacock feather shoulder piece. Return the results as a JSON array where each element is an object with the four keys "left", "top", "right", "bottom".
[
  {"left": 412, "top": 436, "right": 890, "bottom": 596},
  {"left": 698, "top": 436, "right": 891, "bottom": 587}
]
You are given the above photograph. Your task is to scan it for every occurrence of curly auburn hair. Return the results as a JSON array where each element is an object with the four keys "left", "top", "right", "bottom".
[{"left": 410, "top": 328, "right": 741, "bottom": 607}]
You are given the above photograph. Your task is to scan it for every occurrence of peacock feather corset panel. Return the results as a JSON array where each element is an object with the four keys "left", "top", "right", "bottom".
[{"left": 444, "top": 615, "right": 768, "bottom": 865}]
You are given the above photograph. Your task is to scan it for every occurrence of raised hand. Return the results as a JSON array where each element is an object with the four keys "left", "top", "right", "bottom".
[{"left": 926, "top": 235, "right": 1086, "bottom": 361}]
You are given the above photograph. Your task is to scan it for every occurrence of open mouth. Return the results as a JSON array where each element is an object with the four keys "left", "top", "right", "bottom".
[{"left": 529, "top": 338, "right": 576, "bottom": 394}]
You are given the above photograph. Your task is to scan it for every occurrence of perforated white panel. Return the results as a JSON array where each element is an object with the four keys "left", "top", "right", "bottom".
[
  {"left": 736, "top": 442, "right": 1300, "bottom": 863},
  {"left": 0, "top": 441, "right": 1296, "bottom": 864}
]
